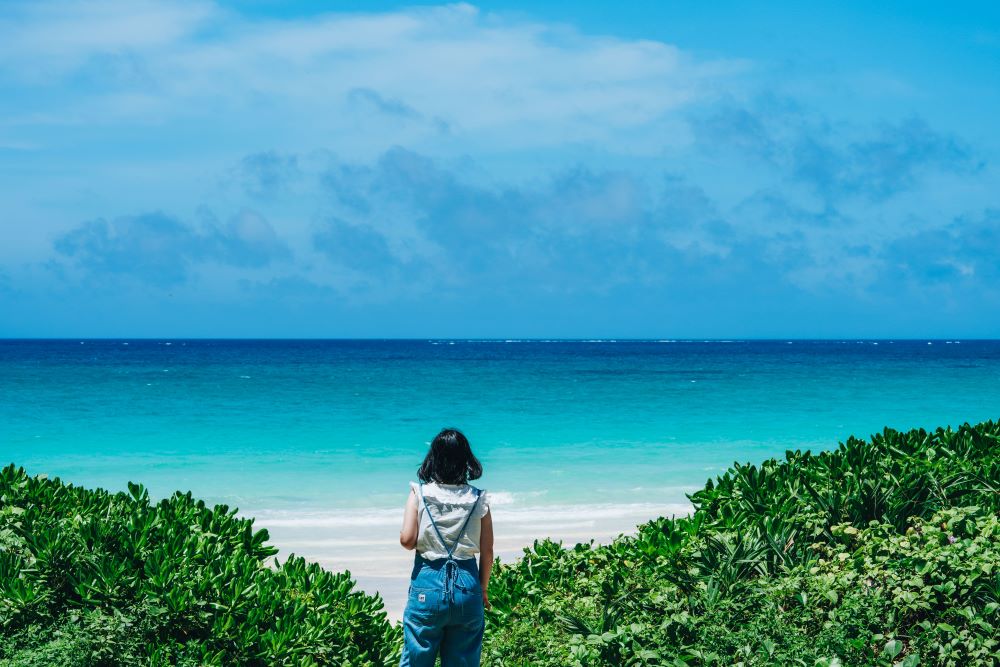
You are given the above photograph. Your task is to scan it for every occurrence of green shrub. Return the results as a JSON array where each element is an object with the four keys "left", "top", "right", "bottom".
[
  {"left": 0, "top": 466, "right": 400, "bottom": 666},
  {"left": 483, "top": 421, "right": 1000, "bottom": 666}
]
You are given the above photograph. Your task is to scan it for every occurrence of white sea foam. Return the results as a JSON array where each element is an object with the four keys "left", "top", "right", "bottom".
[
  {"left": 252, "top": 510, "right": 401, "bottom": 529},
  {"left": 247, "top": 501, "right": 691, "bottom": 529},
  {"left": 486, "top": 490, "right": 516, "bottom": 505}
]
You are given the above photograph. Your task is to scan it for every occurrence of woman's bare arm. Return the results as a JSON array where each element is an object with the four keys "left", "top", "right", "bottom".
[
  {"left": 399, "top": 488, "right": 418, "bottom": 550},
  {"left": 479, "top": 511, "right": 494, "bottom": 609}
]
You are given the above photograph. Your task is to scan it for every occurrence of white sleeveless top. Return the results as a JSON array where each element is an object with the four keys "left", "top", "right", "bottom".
[{"left": 411, "top": 481, "right": 491, "bottom": 560}]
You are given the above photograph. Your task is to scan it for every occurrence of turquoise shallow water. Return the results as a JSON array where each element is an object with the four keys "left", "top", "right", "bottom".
[{"left": 2, "top": 339, "right": 999, "bottom": 516}]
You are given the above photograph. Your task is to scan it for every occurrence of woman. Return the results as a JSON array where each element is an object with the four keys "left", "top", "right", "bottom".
[{"left": 398, "top": 428, "right": 494, "bottom": 666}]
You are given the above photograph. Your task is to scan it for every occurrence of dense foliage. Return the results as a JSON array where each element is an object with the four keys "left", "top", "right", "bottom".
[
  {"left": 2, "top": 421, "right": 998, "bottom": 666},
  {"left": 0, "top": 467, "right": 399, "bottom": 666},
  {"left": 483, "top": 421, "right": 1000, "bottom": 666}
]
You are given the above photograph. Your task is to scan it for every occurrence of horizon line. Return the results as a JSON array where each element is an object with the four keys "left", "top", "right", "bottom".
[{"left": 0, "top": 337, "right": 991, "bottom": 342}]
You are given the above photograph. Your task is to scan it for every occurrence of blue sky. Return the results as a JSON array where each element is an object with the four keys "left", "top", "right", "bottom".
[{"left": 2, "top": 1, "right": 999, "bottom": 337}]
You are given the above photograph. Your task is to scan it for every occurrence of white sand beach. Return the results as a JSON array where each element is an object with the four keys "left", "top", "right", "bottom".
[{"left": 253, "top": 501, "right": 693, "bottom": 621}]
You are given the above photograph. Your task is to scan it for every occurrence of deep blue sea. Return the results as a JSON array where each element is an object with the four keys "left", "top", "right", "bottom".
[{"left": 3, "top": 339, "right": 999, "bottom": 517}]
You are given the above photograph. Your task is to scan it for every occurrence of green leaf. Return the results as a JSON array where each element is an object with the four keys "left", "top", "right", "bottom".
[{"left": 882, "top": 639, "right": 903, "bottom": 659}]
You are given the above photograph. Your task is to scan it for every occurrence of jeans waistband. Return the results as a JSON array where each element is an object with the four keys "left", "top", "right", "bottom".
[{"left": 414, "top": 552, "right": 478, "bottom": 568}]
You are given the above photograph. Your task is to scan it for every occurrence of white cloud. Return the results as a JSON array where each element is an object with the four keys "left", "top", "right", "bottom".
[
  {"left": 0, "top": 1, "right": 741, "bottom": 158},
  {"left": 0, "top": 0, "right": 218, "bottom": 70}
]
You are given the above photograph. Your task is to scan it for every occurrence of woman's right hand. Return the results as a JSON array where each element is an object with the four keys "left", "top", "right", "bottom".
[{"left": 482, "top": 590, "right": 491, "bottom": 610}]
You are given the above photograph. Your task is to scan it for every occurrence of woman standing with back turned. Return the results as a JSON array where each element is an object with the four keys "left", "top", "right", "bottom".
[{"left": 398, "top": 428, "right": 494, "bottom": 666}]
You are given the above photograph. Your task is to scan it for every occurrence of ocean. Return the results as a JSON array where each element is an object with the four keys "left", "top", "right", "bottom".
[{"left": 3, "top": 338, "right": 998, "bottom": 615}]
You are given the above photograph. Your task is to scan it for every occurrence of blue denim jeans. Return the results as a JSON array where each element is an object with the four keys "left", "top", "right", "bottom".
[{"left": 400, "top": 553, "right": 484, "bottom": 666}]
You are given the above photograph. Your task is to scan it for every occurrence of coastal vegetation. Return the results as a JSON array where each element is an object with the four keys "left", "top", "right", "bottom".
[
  {"left": 0, "top": 469, "right": 397, "bottom": 666},
  {"left": 484, "top": 421, "right": 1000, "bottom": 666},
  {"left": 1, "top": 420, "right": 998, "bottom": 665}
]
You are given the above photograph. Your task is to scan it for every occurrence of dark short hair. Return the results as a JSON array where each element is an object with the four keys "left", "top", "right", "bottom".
[{"left": 418, "top": 428, "right": 483, "bottom": 484}]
